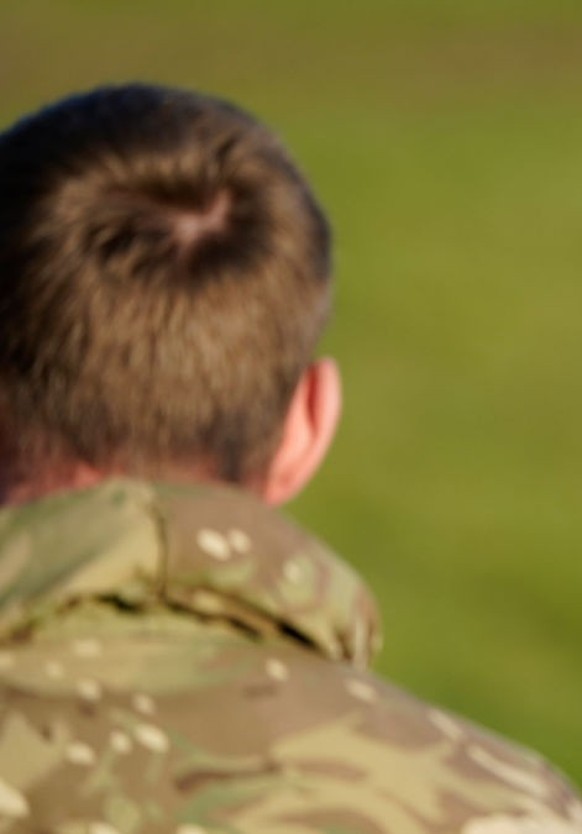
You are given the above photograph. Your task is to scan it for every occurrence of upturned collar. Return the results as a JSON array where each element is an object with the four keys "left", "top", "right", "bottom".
[{"left": 0, "top": 480, "right": 382, "bottom": 668}]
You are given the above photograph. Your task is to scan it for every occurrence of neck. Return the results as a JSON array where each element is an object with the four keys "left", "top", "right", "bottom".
[
  {"left": 0, "top": 463, "right": 105, "bottom": 507},
  {"left": 0, "top": 459, "right": 264, "bottom": 508}
]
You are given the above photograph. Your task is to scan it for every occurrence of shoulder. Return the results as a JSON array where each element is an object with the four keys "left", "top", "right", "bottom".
[
  {"left": 0, "top": 629, "right": 580, "bottom": 833},
  {"left": 222, "top": 646, "right": 582, "bottom": 833}
]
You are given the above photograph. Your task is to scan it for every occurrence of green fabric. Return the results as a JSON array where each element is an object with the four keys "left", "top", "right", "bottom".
[{"left": 0, "top": 479, "right": 579, "bottom": 833}]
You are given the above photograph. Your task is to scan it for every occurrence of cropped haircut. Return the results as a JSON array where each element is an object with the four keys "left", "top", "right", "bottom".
[{"left": 0, "top": 84, "right": 331, "bottom": 480}]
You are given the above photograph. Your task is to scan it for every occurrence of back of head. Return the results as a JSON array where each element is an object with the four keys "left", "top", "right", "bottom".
[{"left": 0, "top": 84, "right": 331, "bottom": 484}]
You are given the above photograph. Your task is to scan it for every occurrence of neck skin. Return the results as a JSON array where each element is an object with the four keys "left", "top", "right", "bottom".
[
  {"left": 0, "top": 464, "right": 105, "bottom": 506},
  {"left": 0, "top": 458, "right": 235, "bottom": 508}
]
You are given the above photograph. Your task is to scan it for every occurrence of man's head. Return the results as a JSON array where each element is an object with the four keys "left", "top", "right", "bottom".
[{"left": 0, "top": 84, "right": 341, "bottom": 504}]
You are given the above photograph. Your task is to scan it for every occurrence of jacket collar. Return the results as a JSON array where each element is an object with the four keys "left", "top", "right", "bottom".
[{"left": 0, "top": 479, "right": 382, "bottom": 668}]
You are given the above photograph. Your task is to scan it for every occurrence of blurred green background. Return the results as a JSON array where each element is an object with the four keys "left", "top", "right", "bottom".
[{"left": 2, "top": 0, "right": 581, "bottom": 786}]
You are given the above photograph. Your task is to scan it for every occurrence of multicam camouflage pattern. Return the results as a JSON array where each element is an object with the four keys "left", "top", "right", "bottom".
[{"left": 0, "top": 479, "right": 579, "bottom": 834}]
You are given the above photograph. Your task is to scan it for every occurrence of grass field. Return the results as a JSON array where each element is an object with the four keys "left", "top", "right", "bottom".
[{"left": 2, "top": 0, "right": 582, "bottom": 786}]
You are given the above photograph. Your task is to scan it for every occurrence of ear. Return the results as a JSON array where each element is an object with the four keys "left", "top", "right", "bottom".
[{"left": 262, "top": 358, "right": 342, "bottom": 506}]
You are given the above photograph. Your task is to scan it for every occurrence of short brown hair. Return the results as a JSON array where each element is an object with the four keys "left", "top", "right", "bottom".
[{"left": 0, "top": 84, "right": 331, "bottom": 480}]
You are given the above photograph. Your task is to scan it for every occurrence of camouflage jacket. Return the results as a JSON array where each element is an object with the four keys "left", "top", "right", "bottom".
[{"left": 0, "top": 479, "right": 580, "bottom": 834}]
